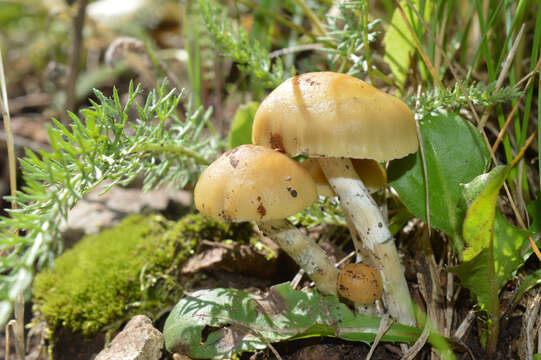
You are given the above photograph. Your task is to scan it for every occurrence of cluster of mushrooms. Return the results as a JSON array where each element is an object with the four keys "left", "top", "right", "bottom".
[{"left": 194, "top": 72, "right": 418, "bottom": 326}]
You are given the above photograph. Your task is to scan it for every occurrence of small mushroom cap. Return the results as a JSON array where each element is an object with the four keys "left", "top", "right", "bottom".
[
  {"left": 337, "top": 263, "right": 383, "bottom": 305},
  {"left": 195, "top": 144, "right": 317, "bottom": 222},
  {"left": 252, "top": 72, "right": 418, "bottom": 161},
  {"left": 301, "top": 158, "right": 387, "bottom": 197}
]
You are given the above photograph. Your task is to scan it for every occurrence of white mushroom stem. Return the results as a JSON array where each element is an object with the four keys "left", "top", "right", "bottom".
[
  {"left": 319, "top": 157, "right": 416, "bottom": 326},
  {"left": 257, "top": 219, "right": 339, "bottom": 296}
]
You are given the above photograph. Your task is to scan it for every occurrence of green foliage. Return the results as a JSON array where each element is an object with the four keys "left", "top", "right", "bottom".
[
  {"left": 163, "top": 283, "right": 426, "bottom": 359},
  {"left": 288, "top": 196, "right": 346, "bottom": 228},
  {"left": 198, "top": 0, "right": 285, "bottom": 90},
  {"left": 227, "top": 102, "right": 260, "bottom": 149},
  {"left": 409, "top": 82, "right": 521, "bottom": 117},
  {"left": 383, "top": 0, "right": 432, "bottom": 88},
  {"left": 318, "top": 0, "right": 381, "bottom": 76},
  {"left": 32, "top": 213, "right": 254, "bottom": 338},
  {"left": 450, "top": 166, "right": 531, "bottom": 298},
  {"left": 388, "top": 110, "right": 491, "bottom": 253},
  {"left": 448, "top": 166, "right": 531, "bottom": 350},
  {"left": 0, "top": 82, "right": 220, "bottom": 326}
]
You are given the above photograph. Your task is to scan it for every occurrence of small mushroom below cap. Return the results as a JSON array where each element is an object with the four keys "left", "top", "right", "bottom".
[
  {"left": 337, "top": 263, "right": 383, "bottom": 305},
  {"left": 194, "top": 144, "right": 339, "bottom": 295}
]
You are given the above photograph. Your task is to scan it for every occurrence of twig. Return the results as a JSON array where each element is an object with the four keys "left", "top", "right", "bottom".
[
  {"left": 269, "top": 44, "right": 324, "bottom": 59},
  {"left": 401, "top": 320, "right": 431, "bottom": 360},
  {"left": 454, "top": 310, "right": 475, "bottom": 340},
  {"left": 5, "top": 320, "right": 14, "bottom": 360},
  {"left": 444, "top": 247, "right": 454, "bottom": 337},
  {"left": 0, "top": 49, "right": 18, "bottom": 220},
  {"left": 365, "top": 314, "right": 392, "bottom": 360},
  {"left": 13, "top": 294, "right": 24, "bottom": 360},
  {"left": 511, "top": 131, "right": 537, "bottom": 168},
  {"left": 64, "top": 0, "right": 89, "bottom": 121}
]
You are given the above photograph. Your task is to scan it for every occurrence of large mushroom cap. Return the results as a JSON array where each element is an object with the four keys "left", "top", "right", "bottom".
[
  {"left": 195, "top": 144, "right": 317, "bottom": 222},
  {"left": 252, "top": 72, "right": 418, "bottom": 161},
  {"left": 301, "top": 158, "right": 387, "bottom": 197}
]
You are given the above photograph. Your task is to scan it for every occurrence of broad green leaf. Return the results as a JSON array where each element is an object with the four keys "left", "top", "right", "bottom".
[
  {"left": 448, "top": 250, "right": 492, "bottom": 311},
  {"left": 493, "top": 212, "right": 531, "bottom": 286},
  {"left": 462, "top": 166, "right": 509, "bottom": 260},
  {"left": 449, "top": 166, "right": 530, "bottom": 312},
  {"left": 227, "top": 102, "right": 259, "bottom": 149},
  {"left": 164, "top": 283, "right": 422, "bottom": 359},
  {"left": 383, "top": 0, "right": 432, "bottom": 89},
  {"left": 388, "top": 110, "right": 490, "bottom": 252}
]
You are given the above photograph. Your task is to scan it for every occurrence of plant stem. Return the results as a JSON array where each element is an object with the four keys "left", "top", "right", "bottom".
[
  {"left": 292, "top": 0, "right": 328, "bottom": 37},
  {"left": 132, "top": 143, "right": 211, "bottom": 165},
  {"left": 319, "top": 157, "right": 415, "bottom": 326},
  {"left": 0, "top": 50, "right": 18, "bottom": 229},
  {"left": 486, "top": 234, "right": 499, "bottom": 354},
  {"left": 64, "top": 0, "right": 88, "bottom": 122},
  {"left": 258, "top": 219, "right": 338, "bottom": 296}
]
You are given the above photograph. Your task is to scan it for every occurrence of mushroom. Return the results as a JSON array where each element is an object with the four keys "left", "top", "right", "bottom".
[
  {"left": 194, "top": 144, "right": 339, "bottom": 295},
  {"left": 252, "top": 72, "right": 417, "bottom": 326},
  {"left": 338, "top": 263, "right": 383, "bottom": 305}
]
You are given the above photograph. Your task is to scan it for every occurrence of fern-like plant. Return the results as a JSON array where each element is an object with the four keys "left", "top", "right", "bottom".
[{"left": 0, "top": 81, "right": 220, "bottom": 325}]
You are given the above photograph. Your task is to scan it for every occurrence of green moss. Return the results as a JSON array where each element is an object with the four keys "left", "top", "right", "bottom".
[{"left": 32, "top": 213, "right": 253, "bottom": 338}]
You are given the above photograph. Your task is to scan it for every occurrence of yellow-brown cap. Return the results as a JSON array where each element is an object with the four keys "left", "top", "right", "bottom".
[
  {"left": 194, "top": 145, "right": 317, "bottom": 222},
  {"left": 301, "top": 158, "right": 387, "bottom": 197},
  {"left": 252, "top": 72, "right": 418, "bottom": 161},
  {"left": 337, "top": 263, "right": 383, "bottom": 305}
]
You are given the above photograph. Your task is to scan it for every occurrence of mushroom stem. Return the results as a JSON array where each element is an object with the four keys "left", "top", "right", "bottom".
[
  {"left": 318, "top": 157, "right": 416, "bottom": 326},
  {"left": 257, "top": 219, "right": 339, "bottom": 296}
]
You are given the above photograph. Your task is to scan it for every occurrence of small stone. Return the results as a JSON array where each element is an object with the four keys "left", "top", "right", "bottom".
[{"left": 95, "top": 315, "right": 163, "bottom": 360}]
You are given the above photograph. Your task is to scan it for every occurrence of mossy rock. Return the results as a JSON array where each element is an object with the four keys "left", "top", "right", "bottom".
[{"left": 32, "top": 213, "right": 253, "bottom": 339}]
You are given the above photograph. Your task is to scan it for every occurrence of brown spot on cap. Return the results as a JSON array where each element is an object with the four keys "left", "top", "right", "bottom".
[
  {"left": 230, "top": 157, "right": 239, "bottom": 168},
  {"left": 286, "top": 187, "right": 298, "bottom": 197},
  {"left": 270, "top": 133, "right": 286, "bottom": 153},
  {"left": 257, "top": 203, "right": 266, "bottom": 218}
]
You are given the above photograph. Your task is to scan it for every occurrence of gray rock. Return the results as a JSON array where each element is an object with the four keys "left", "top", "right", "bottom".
[
  {"left": 95, "top": 315, "right": 163, "bottom": 360},
  {"left": 60, "top": 182, "right": 191, "bottom": 247}
]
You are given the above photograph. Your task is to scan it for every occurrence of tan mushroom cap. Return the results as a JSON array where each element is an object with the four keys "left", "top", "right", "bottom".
[
  {"left": 195, "top": 145, "right": 317, "bottom": 222},
  {"left": 337, "top": 263, "right": 383, "bottom": 305},
  {"left": 252, "top": 72, "right": 418, "bottom": 161},
  {"left": 301, "top": 158, "right": 387, "bottom": 197}
]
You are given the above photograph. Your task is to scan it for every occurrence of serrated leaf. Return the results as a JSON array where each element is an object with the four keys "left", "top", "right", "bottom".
[
  {"left": 388, "top": 110, "right": 490, "bottom": 252},
  {"left": 383, "top": 0, "right": 432, "bottom": 89},
  {"left": 163, "top": 283, "right": 422, "bottom": 359},
  {"left": 227, "top": 102, "right": 259, "bottom": 149}
]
